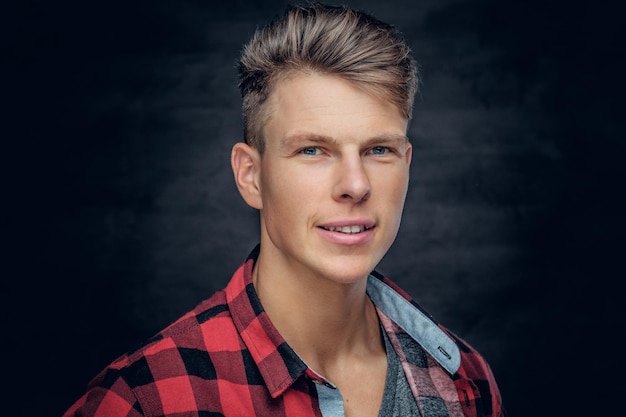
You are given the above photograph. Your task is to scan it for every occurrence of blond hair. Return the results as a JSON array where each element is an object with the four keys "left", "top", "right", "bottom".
[{"left": 237, "top": 2, "right": 418, "bottom": 153}]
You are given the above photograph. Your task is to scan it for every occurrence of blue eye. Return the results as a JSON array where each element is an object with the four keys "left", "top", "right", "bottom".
[
  {"left": 371, "top": 146, "right": 389, "bottom": 155},
  {"left": 301, "top": 147, "right": 321, "bottom": 156}
]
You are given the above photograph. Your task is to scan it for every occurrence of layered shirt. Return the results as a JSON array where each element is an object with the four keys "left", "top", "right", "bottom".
[{"left": 63, "top": 245, "right": 504, "bottom": 417}]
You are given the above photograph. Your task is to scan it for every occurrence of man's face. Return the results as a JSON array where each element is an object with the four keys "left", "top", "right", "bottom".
[{"left": 255, "top": 72, "right": 411, "bottom": 285}]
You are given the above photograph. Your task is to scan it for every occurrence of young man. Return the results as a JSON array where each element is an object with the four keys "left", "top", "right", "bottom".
[{"left": 63, "top": 3, "right": 504, "bottom": 416}]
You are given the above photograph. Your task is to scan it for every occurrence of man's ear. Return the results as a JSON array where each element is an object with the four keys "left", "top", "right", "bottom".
[
  {"left": 405, "top": 140, "right": 413, "bottom": 166},
  {"left": 231, "top": 142, "right": 263, "bottom": 209}
]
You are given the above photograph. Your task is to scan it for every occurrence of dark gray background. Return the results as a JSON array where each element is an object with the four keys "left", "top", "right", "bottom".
[{"left": 3, "top": 0, "right": 624, "bottom": 416}]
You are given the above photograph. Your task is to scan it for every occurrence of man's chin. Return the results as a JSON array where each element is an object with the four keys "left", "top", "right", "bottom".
[{"left": 315, "top": 259, "right": 380, "bottom": 284}]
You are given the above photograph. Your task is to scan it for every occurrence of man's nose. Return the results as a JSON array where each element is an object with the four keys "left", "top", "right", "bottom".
[{"left": 332, "top": 155, "right": 371, "bottom": 203}]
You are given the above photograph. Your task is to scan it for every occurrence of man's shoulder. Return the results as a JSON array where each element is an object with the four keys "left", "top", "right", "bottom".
[
  {"left": 73, "top": 287, "right": 262, "bottom": 416},
  {"left": 105, "top": 288, "right": 237, "bottom": 375}
]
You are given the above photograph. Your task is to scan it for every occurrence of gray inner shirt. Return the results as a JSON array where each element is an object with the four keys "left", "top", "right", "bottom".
[
  {"left": 378, "top": 328, "right": 421, "bottom": 417},
  {"left": 314, "top": 329, "right": 422, "bottom": 417}
]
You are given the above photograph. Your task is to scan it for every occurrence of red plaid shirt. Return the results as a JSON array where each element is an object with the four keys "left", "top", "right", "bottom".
[{"left": 63, "top": 246, "right": 504, "bottom": 417}]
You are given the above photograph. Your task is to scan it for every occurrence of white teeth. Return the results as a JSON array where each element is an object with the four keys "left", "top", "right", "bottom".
[{"left": 325, "top": 225, "right": 367, "bottom": 234}]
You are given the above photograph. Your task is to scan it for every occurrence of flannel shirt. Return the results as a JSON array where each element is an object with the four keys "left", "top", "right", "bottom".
[{"left": 63, "top": 245, "right": 504, "bottom": 417}]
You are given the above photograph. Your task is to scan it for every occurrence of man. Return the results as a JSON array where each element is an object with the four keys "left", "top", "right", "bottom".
[{"left": 63, "top": 3, "right": 504, "bottom": 416}]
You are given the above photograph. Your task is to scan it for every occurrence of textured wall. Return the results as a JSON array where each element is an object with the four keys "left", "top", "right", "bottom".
[{"left": 4, "top": 0, "right": 624, "bottom": 416}]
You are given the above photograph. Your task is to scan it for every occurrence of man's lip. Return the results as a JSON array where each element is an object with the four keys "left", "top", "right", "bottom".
[
  {"left": 317, "top": 220, "right": 376, "bottom": 232},
  {"left": 316, "top": 220, "right": 376, "bottom": 244}
]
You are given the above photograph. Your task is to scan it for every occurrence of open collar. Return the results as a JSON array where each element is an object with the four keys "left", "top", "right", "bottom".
[{"left": 226, "top": 245, "right": 460, "bottom": 398}]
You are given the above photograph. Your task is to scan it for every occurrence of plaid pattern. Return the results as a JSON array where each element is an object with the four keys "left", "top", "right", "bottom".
[
  {"left": 374, "top": 275, "right": 505, "bottom": 417},
  {"left": 63, "top": 245, "right": 504, "bottom": 417}
]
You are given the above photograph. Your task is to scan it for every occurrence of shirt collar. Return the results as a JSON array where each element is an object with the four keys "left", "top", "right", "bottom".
[
  {"left": 366, "top": 272, "right": 461, "bottom": 374},
  {"left": 225, "top": 245, "right": 460, "bottom": 398},
  {"left": 224, "top": 244, "right": 308, "bottom": 398}
]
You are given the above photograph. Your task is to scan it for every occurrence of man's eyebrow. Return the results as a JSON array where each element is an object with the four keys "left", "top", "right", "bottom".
[
  {"left": 362, "top": 134, "right": 409, "bottom": 147},
  {"left": 280, "top": 134, "right": 337, "bottom": 148},
  {"left": 280, "top": 133, "right": 408, "bottom": 148}
]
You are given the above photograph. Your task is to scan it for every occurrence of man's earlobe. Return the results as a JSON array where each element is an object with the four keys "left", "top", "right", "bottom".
[{"left": 231, "top": 142, "right": 263, "bottom": 209}]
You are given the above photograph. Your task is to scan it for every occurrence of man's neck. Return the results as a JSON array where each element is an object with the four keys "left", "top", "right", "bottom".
[{"left": 252, "top": 259, "right": 384, "bottom": 378}]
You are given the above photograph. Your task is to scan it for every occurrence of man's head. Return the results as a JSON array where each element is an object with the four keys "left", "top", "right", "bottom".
[
  {"left": 232, "top": 2, "right": 416, "bottom": 284},
  {"left": 237, "top": 2, "right": 418, "bottom": 153}
]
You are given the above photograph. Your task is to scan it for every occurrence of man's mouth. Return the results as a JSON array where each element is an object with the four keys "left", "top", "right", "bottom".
[{"left": 320, "top": 225, "right": 372, "bottom": 234}]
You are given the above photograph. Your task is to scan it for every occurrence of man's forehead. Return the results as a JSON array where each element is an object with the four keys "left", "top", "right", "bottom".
[{"left": 259, "top": 72, "right": 409, "bottom": 147}]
